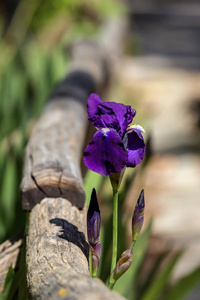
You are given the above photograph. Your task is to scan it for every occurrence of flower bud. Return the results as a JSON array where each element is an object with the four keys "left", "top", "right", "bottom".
[
  {"left": 112, "top": 246, "right": 133, "bottom": 281},
  {"left": 132, "top": 189, "right": 145, "bottom": 243},
  {"left": 87, "top": 188, "right": 101, "bottom": 277}
]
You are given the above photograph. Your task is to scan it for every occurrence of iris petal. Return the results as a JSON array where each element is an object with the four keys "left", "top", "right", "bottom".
[
  {"left": 87, "top": 93, "right": 103, "bottom": 123},
  {"left": 127, "top": 128, "right": 145, "bottom": 167},
  {"left": 87, "top": 93, "right": 136, "bottom": 136},
  {"left": 99, "top": 102, "right": 136, "bottom": 136},
  {"left": 83, "top": 128, "right": 128, "bottom": 177}
]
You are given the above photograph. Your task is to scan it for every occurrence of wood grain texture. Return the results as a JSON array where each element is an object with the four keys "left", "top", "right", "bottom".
[
  {"left": 27, "top": 197, "right": 125, "bottom": 300},
  {"left": 21, "top": 98, "right": 88, "bottom": 210},
  {"left": 0, "top": 234, "right": 22, "bottom": 292}
]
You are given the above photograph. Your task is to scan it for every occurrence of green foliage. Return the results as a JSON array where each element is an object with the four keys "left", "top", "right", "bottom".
[
  {"left": 162, "top": 266, "right": 200, "bottom": 300},
  {"left": 0, "top": 42, "right": 68, "bottom": 243},
  {"left": 0, "top": 266, "right": 15, "bottom": 300},
  {"left": 31, "top": 0, "right": 125, "bottom": 31},
  {"left": 141, "top": 251, "right": 183, "bottom": 300}
]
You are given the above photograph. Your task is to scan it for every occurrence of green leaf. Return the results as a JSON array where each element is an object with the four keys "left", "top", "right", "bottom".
[
  {"left": 0, "top": 266, "right": 15, "bottom": 300},
  {"left": 162, "top": 265, "right": 200, "bottom": 300},
  {"left": 114, "top": 220, "right": 153, "bottom": 298},
  {"left": 97, "top": 226, "right": 105, "bottom": 277},
  {"left": 8, "top": 265, "right": 27, "bottom": 300},
  {"left": 0, "top": 156, "right": 17, "bottom": 241},
  {"left": 138, "top": 250, "right": 170, "bottom": 298},
  {"left": 141, "top": 251, "right": 183, "bottom": 300}
]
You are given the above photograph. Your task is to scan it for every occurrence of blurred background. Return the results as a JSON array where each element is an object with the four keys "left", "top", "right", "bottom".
[{"left": 0, "top": 0, "right": 200, "bottom": 299}]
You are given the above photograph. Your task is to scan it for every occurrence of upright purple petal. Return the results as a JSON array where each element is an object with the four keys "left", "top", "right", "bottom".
[
  {"left": 94, "top": 102, "right": 136, "bottom": 136},
  {"left": 87, "top": 93, "right": 136, "bottom": 135},
  {"left": 83, "top": 128, "right": 128, "bottom": 177},
  {"left": 87, "top": 93, "right": 103, "bottom": 123},
  {"left": 94, "top": 103, "right": 120, "bottom": 131},
  {"left": 127, "top": 127, "right": 145, "bottom": 167},
  {"left": 100, "top": 102, "right": 136, "bottom": 136}
]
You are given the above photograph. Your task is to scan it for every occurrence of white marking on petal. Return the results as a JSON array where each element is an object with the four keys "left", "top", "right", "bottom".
[
  {"left": 127, "top": 124, "right": 145, "bottom": 133},
  {"left": 101, "top": 128, "right": 110, "bottom": 135}
]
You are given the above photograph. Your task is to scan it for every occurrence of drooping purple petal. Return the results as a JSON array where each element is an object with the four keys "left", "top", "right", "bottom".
[
  {"left": 127, "top": 127, "right": 145, "bottom": 167},
  {"left": 83, "top": 128, "right": 128, "bottom": 177}
]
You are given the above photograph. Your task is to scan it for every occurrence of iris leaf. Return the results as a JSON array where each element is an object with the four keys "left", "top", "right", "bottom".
[
  {"left": 141, "top": 250, "right": 183, "bottom": 300},
  {"left": 162, "top": 266, "right": 200, "bottom": 300},
  {"left": 0, "top": 266, "right": 15, "bottom": 300}
]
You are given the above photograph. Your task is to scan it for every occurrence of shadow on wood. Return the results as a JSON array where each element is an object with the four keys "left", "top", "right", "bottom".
[{"left": 50, "top": 218, "right": 89, "bottom": 259}]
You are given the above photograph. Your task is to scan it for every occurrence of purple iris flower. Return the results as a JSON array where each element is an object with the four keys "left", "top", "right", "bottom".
[{"left": 83, "top": 93, "right": 145, "bottom": 177}]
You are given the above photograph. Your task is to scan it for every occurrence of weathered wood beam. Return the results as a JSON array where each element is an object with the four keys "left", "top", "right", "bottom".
[
  {"left": 21, "top": 19, "right": 127, "bottom": 299},
  {"left": 21, "top": 41, "right": 108, "bottom": 210},
  {"left": 0, "top": 233, "right": 23, "bottom": 292},
  {"left": 27, "top": 198, "right": 124, "bottom": 299}
]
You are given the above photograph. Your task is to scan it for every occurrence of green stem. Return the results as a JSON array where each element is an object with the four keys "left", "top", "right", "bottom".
[
  {"left": 108, "top": 188, "right": 118, "bottom": 289},
  {"left": 89, "top": 248, "right": 93, "bottom": 277}
]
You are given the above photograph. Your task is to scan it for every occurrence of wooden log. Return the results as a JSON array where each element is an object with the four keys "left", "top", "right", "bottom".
[
  {"left": 0, "top": 233, "right": 23, "bottom": 292},
  {"left": 27, "top": 198, "right": 124, "bottom": 299},
  {"left": 21, "top": 19, "right": 127, "bottom": 299},
  {"left": 21, "top": 41, "right": 108, "bottom": 210}
]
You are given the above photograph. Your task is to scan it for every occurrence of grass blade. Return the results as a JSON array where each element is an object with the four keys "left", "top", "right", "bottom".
[
  {"left": 162, "top": 266, "right": 200, "bottom": 300},
  {"left": 141, "top": 251, "right": 183, "bottom": 300}
]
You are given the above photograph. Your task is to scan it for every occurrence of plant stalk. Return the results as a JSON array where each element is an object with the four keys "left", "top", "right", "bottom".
[{"left": 108, "top": 187, "right": 118, "bottom": 289}]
